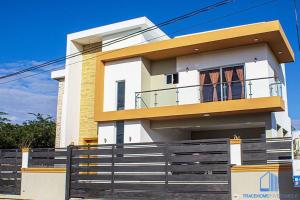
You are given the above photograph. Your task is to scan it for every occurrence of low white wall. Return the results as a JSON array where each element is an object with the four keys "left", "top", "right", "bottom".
[
  {"left": 231, "top": 142, "right": 242, "bottom": 166},
  {"left": 232, "top": 169, "right": 300, "bottom": 200},
  {"left": 21, "top": 171, "right": 66, "bottom": 200}
]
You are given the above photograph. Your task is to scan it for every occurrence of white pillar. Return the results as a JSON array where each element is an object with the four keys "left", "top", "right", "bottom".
[
  {"left": 22, "top": 148, "right": 29, "bottom": 168},
  {"left": 230, "top": 140, "right": 241, "bottom": 166}
]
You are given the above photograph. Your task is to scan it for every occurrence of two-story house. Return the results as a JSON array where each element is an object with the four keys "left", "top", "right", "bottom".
[{"left": 51, "top": 17, "right": 294, "bottom": 147}]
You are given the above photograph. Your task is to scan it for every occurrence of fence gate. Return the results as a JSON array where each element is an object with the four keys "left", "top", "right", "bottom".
[
  {"left": 66, "top": 139, "right": 231, "bottom": 200},
  {"left": 0, "top": 149, "right": 22, "bottom": 195}
]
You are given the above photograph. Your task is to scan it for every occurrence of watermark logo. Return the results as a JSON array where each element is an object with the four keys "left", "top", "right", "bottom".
[
  {"left": 259, "top": 172, "right": 279, "bottom": 192},
  {"left": 294, "top": 176, "right": 300, "bottom": 187}
]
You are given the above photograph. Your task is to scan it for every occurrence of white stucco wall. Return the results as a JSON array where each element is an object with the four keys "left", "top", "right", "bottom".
[
  {"left": 60, "top": 41, "right": 83, "bottom": 146},
  {"left": 99, "top": 43, "right": 291, "bottom": 142},
  {"left": 58, "top": 17, "right": 168, "bottom": 147},
  {"left": 102, "top": 28, "right": 146, "bottom": 52},
  {"left": 176, "top": 43, "right": 273, "bottom": 100},
  {"left": 98, "top": 120, "right": 190, "bottom": 144},
  {"left": 176, "top": 43, "right": 290, "bottom": 137},
  {"left": 103, "top": 57, "right": 143, "bottom": 112}
]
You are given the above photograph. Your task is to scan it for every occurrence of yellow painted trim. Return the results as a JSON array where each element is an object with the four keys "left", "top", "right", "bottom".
[
  {"left": 21, "top": 168, "right": 66, "bottom": 173},
  {"left": 98, "top": 20, "right": 294, "bottom": 63},
  {"left": 231, "top": 164, "right": 292, "bottom": 172},
  {"left": 22, "top": 148, "right": 29, "bottom": 153},
  {"left": 95, "top": 96, "right": 284, "bottom": 122},
  {"left": 230, "top": 139, "right": 241, "bottom": 145},
  {"left": 94, "top": 59, "right": 105, "bottom": 119},
  {"left": 94, "top": 21, "right": 292, "bottom": 121},
  {"left": 83, "top": 137, "right": 98, "bottom": 141}
]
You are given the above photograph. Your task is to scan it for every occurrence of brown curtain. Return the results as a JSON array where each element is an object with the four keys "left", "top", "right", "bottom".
[
  {"left": 209, "top": 70, "right": 220, "bottom": 101},
  {"left": 236, "top": 67, "right": 245, "bottom": 98},
  {"left": 199, "top": 72, "right": 206, "bottom": 102},
  {"left": 224, "top": 68, "right": 234, "bottom": 100}
]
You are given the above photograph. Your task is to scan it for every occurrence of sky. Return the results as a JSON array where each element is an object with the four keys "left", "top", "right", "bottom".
[{"left": 0, "top": 0, "right": 299, "bottom": 128}]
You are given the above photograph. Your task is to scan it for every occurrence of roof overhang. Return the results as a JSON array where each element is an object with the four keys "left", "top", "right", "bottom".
[
  {"left": 51, "top": 69, "right": 65, "bottom": 80},
  {"left": 68, "top": 17, "right": 169, "bottom": 45},
  {"left": 98, "top": 20, "right": 294, "bottom": 63}
]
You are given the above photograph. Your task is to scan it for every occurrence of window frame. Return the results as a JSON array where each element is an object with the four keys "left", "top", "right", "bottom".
[{"left": 115, "top": 80, "right": 125, "bottom": 110}]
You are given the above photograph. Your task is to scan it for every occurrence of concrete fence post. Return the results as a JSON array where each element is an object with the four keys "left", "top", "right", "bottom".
[
  {"left": 22, "top": 148, "right": 30, "bottom": 168},
  {"left": 230, "top": 139, "right": 241, "bottom": 166}
]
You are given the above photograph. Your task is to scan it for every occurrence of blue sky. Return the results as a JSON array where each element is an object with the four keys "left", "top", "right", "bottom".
[{"left": 0, "top": 0, "right": 299, "bottom": 128}]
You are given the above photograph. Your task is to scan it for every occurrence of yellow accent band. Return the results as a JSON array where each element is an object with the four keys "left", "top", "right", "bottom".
[
  {"left": 94, "top": 21, "right": 292, "bottom": 122},
  {"left": 21, "top": 168, "right": 66, "bottom": 173},
  {"left": 231, "top": 164, "right": 292, "bottom": 172},
  {"left": 230, "top": 139, "right": 241, "bottom": 145},
  {"left": 22, "top": 148, "right": 30, "bottom": 153},
  {"left": 95, "top": 96, "right": 284, "bottom": 122},
  {"left": 99, "top": 20, "right": 294, "bottom": 63}
]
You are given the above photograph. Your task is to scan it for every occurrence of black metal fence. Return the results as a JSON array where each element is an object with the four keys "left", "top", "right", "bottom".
[
  {"left": 28, "top": 148, "right": 67, "bottom": 168},
  {"left": 0, "top": 149, "right": 22, "bottom": 195},
  {"left": 66, "top": 139, "right": 231, "bottom": 200},
  {"left": 241, "top": 137, "right": 292, "bottom": 165}
]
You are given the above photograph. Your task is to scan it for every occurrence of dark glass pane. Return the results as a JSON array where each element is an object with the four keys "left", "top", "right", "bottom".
[
  {"left": 202, "top": 70, "right": 221, "bottom": 102},
  {"left": 222, "top": 66, "right": 244, "bottom": 100},
  {"left": 117, "top": 81, "right": 125, "bottom": 110},
  {"left": 166, "top": 74, "right": 172, "bottom": 84},
  {"left": 116, "top": 121, "right": 124, "bottom": 144},
  {"left": 173, "top": 73, "right": 179, "bottom": 84}
]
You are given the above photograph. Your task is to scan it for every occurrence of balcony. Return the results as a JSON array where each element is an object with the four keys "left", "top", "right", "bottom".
[
  {"left": 96, "top": 77, "right": 284, "bottom": 122},
  {"left": 135, "top": 77, "right": 282, "bottom": 109}
]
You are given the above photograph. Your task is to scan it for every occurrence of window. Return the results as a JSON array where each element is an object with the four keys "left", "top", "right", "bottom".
[
  {"left": 116, "top": 121, "right": 124, "bottom": 144},
  {"left": 116, "top": 81, "right": 125, "bottom": 110},
  {"left": 166, "top": 73, "right": 179, "bottom": 84},
  {"left": 199, "top": 65, "right": 244, "bottom": 102}
]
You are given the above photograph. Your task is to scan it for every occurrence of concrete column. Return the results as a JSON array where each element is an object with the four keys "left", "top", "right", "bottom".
[
  {"left": 230, "top": 139, "right": 241, "bottom": 165},
  {"left": 22, "top": 148, "right": 29, "bottom": 168},
  {"left": 265, "top": 113, "right": 277, "bottom": 138}
]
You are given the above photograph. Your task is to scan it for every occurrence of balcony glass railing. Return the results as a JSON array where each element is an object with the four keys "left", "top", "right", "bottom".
[{"left": 135, "top": 77, "right": 282, "bottom": 109}]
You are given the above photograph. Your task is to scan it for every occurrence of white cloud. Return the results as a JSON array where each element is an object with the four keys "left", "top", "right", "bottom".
[{"left": 0, "top": 60, "right": 63, "bottom": 124}]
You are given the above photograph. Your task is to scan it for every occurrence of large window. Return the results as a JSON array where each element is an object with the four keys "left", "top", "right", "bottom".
[
  {"left": 199, "top": 65, "right": 244, "bottom": 102},
  {"left": 116, "top": 81, "right": 125, "bottom": 110}
]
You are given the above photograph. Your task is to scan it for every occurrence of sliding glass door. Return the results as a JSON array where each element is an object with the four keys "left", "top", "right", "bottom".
[
  {"left": 199, "top": 65, "right": 244, "bottom": 102},
  {"left": 222, "top": 66, "right": 245, "bottom": 100}
]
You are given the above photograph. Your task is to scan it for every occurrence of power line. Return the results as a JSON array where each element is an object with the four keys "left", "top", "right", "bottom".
[
  {"left": 0, "top": 0, "right": 233, "bottom": 80},
  {"left": 0, "top": 0, "right": 279, "bottom": 85}
]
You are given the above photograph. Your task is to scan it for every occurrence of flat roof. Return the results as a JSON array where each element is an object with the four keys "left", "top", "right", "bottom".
[
  {"left": 68, "top": 17, "right": 169, "bottom": 45},
  {"left": 98, "top": 20, "right": 294, "bottom": 63}
]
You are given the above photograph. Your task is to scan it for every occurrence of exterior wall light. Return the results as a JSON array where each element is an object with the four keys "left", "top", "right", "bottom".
[{"left": 104, "top": 138, "right": 107, "bottom": 143}]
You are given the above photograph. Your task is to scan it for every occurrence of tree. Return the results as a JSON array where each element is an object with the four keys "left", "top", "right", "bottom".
[{"left": 0, "top": 113, "right": 56, "bottom": 149}]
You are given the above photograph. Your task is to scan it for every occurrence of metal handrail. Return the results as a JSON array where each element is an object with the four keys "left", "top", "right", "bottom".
[{"left": 135, "top": 76, "right": 278, "bottom": 94}]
